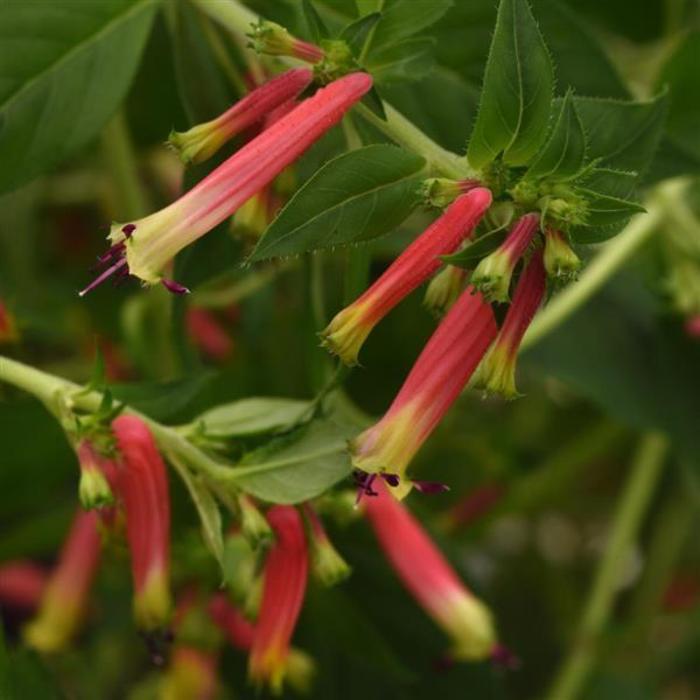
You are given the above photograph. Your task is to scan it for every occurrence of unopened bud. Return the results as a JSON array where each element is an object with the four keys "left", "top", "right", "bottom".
[
  {"left": 248, "top": 20, "right": 324, "bottom": 63},
  {"left": 424, "top": 265, "right": 467, "bottom": 316},
  {"left": 543, "top": 227, "right": 580, "bottom": 281},
  {"left": 303, "top": 505, "right": 351, "bottom": 586},
  {"left": 421, "top": 178, "right": 480, "bottom": 208}
]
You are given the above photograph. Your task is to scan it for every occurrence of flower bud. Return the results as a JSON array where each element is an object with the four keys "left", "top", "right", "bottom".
[
  {"left": 421, "top": 178, "right": 480, "bottom": 208},
  {"left": 23, "top": 510, "right": 101, "bottom": 652},
  {"left": 477, "top": 249, "right": 546, "bottom": 398},
  {"left": 112, "top": 415, "right": 172, "bottom": 631},
  {"left": 470, "top": 213, "right": 540, "bottom": 302},
  {"left": 423, "top": 265, "right": 467, "bottom": 316},
  {"left": 76, "top": 440, "right": 115, "bottom": 509},
  {"left": 168, "top": 68, "right": 313, "bottom": 165},
  {"left": 543, "top": 227, "right": 580, "bottom": 281},
  {"left": 302, "top": 505, "right": 351, "bottom": 586},
  {"left": 321, "top": 188, "right": 492, "bottom": 365},
  {"left": 248, "top": 20, "right": 324, "bottom": 63},
  {"left": 364, "top": 481, "right": 497, "bottom": 660}
]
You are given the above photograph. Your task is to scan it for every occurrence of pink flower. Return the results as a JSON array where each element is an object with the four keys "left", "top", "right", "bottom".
[
  {"left": 477, "top": 249, "right": 547, "bottom": 398},
  {"left": 0, "top": 561, "right": 47, "bottom": 612},
  {"left": 112, "top": 415, "right": 172, "bottom": 631},
  {"left": 470, "top": 212, "right": 540, "bottom": 301},
  {"left": 249, "top": 506, "right": 309, "bottom": 692},
  {"left": 321, "top": 188, "right": 493, "bottom": 365},
  {"left": 208, "top": 593, "right": 255, "bottom": 651},
  {"left": 364, "top": 481, "right": 496, "bottom": 660},
  {"left": 81, "top": 73, "right": 372, "bottom": 294},
  {"left": 351, "top": 286, "right": 497, "bottom": 495},
  {"left": 248, "top": 20, "right": 324, "bottom": 63},
  {"left": 169, "top": 68, "right": 313, "bottom": 165},
  {"left": 23, "top": 510, "right": 102, "bottom": 652}
]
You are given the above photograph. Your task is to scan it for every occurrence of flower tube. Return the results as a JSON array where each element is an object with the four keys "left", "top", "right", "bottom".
[
  {"left": 0, "top": 561, "right": 47, "bottom": 612},
  {"left": 23, "top": 510, "right": 102, "bottom": 652},
  {"left": 364, "top": 481, "right": 496, "bottom": 661},
  {"left": 169, "top": 68, "right": 313, "bottom": 165},
  {"left": 249, "top": 506, "right": 308, "bottom": 693},
  {"left": 351, "top": 286, "right": 497, "bottom": 495},
  {"left": 321, "top": 187, "right": 493, "bottom": 365},
  {"left": 477, "top": 249, "right": 547, "bottom": 398},
  {"left": 470, "top": 212, "right": 540, "bottom": 302},
  {"left": 81, "top": 72, "right": 372, "bottom": 295},
  {"left": 112, "top": 414, "right": 172, "bottom": 631}
]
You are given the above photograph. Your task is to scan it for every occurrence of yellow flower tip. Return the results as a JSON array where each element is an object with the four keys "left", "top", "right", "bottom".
[
  {"left": 476, "top": 344, "right": 520, "bottom": 400},
  {"left": 167, "top": 123, "right": 225, "bottom": 166},
  {"left": 78, "top": 468, "right": 114, "bottom": 510},
  {"left": 424, "top": 265, "right": 465, "bottom": 317},
  {"left": 445, "top": 594, "right": 498, "bottom": 662},
  {"left": 249, "top": 642, "right": 288, "bottom": 695},
  {"left": 470, "top": 252, "right": 514, "bottom": 303},
  {"left": 319, "top": 303, "right": 374, "bottom": 366},
  {"left": 23, "top": 599, "right": 81, "bottom": 654},
  {"left": 286, "top": 648, "right": 316, "bottom": 694},
  {"left": 133, "top": 569, "right": 172, "bottom": 632}
]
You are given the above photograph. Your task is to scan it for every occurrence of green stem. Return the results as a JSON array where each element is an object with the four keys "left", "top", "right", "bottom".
[{"left": 545, "top": 432, "right": 669, "bottom": 700}]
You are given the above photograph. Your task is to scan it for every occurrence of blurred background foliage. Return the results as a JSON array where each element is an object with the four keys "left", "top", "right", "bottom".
[{"left": 1, "top": 0, "right": 700, "bottom": 698}]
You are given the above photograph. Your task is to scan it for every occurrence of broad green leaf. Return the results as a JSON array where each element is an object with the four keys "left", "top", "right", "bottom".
[
  {"left": 579, "top": 168, "right": 638, "bottom": 200},
  {"left": 467, "top": 0, "right": 554, "bottom": 169},
  {"left": 190, "top": 397, "right": 310, "bottom": 438},
  {"left": 250, "top": 145, "right": 425, "bottom": 260},
  {"left": 228, "top": 419, "right": 354, "bottom": 504},
  {"left": 527, "top": 92, "right": 587, "bottom": 180},
  {"left": 340, "top": 12, "right": 382, "bottom": 58},
  {"left": 366, "top": 37, "right": 435, "bottom": 84},
  {"left": 303, "top": 0, "right": 330, "bottom": 42},
  {"left": 578, "top": 189, "right": 645, "bottom": 227},
  {"left": 573, "top": 93, "right": 668, "bottom": 175},
  {"left": 356, "top": 0, "right": 382, "bottom": 14},
  {"left": 0, "top": 0, "right": 157, "bottom": 194},
  {"left": 367, "top": 0, "right": 451, "bottom": 50}
]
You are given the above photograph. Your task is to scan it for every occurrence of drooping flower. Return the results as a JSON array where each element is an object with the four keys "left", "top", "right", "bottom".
[
  {"left": 302, "top": 504, "right": 351, "bottom": 586},
  {"left": 350, "top": 286, "right": 497, "bottom": 497},
  {"left": 112, "top": 414, "right": 172, "bottom": 631},
  {"left": 160, "top": 647, "right": 219, "bottom": 700},
  {"left": 470, "top": 212, "right": 540, "bottom": 302},
  {"left": 364, "top": 481, "right": 496, "bottom": 661},
  {"left": 80, "top": 73, "right": 372, "bottom": 295},
  {"left": 76, "top": 440, "right": 115, "bottom": 510},
  {"left": 543, "top": 226, "right": 580, "bottom": 281},
  {"left": 186, "top": 307, "right": 234, "bottom": 362},
  {"left": 247, "top": 20, "right": 324, "bottom": 63},
  {"left": 0, "top": 300, "right": 18, "bottom": 344},
  {"left": 249, "top": 506, "right": 309, "bottom": 693},
  {"left": 23, "top": 510, "right": 102, "bottom": 652},
  {"left": 423, "top": 264, "right": 467, "bottom": 316},
  {"left": 0, "top": 561, "right": 47, "bottom": 612},
  {"left": 168, "top": 68, "right": 313, "bottom": 165},
  {"left": 477, "top": 249, "right": 547, "bottom": 398},
  {"left": 321, "top": 188, "right": 493, "bottom": 365}
]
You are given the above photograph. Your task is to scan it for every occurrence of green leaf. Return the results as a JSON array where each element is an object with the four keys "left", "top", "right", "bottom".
[
  {"left": 579, "top": 168, "right": 638, "bottom": 200},
  {"left": 441, "top": 228, "right": 508, "bottom": 268},
  {"left": 250, "top": 145, "right": 425, "bottom": 260},
  {"left": 573, "top": 93, "right": 668, "bottom": 175},
  {"left": 356, "top": 0, "right": 382, "bottom": 14},
  {"left": 467, "top": 0, "right": 554, "bottom": 169},
  {"left": 0, "top": 0, "right": 157, "bottom": 194},
  {"left": 368, "top": 0, "right": 451, "bottom": 50},
  {"left": 228, "top": 419, "right": 354, "bottom": 504},
  {"left": 190, "top": 397, "right": 310, "bottom": 438},
  {"left": 578, "top": 189, "right": 645, "bottom": 227},
  {"left": 303, "top": 0, "right": 330, "bottom": 43},
  {"left": 527, "top": 92, "right": 587, "bottom": 180},
  {"left": 365, "top": 37, "right": 435, "bottom": 84},
  {"left": 340, "top": 12, "right": 382, "bottom": 58}
]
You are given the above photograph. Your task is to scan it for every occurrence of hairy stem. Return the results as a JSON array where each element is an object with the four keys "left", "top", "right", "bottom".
[{"left": 545, "top": 432, "right": 669, "bottom": 700}]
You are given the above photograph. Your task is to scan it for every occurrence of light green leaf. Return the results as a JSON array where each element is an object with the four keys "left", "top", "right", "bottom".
[
  {"left": 527, "top": 92, "right": 587, "bottom": 180},
  {"left": 190, "top": 397, "right": 310, "bottom": 438},
  {"left": 366, "top": 37, "right": 435, "bottom": 84},
  {"left": 228, "top": 419, "right": 354, "bottom": 504},
  {"left": 250, "top": 145, "right": 425, "bottom": 260},
  {"left": 467, "top": 0, "right": 554, "bottom": 168},
  {"left": 367, "top": 0, "right": 451, "bottom": 50},
  {"left": 0, "top": 0, "right": 157, "bottom": 193}
]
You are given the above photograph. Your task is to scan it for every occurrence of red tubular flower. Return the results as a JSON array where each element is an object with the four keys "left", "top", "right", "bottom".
[
  {"left": 470, "top": 212, "right": 540, "bottom": 302},
  {"left": 249, "top": 506, "right": 309, "bottom": 692},
  {"left": 364, "top": 481, "right": 496, "bottom": 660},
  {"left": 0, "top": 561, "right": 47, "bottom": 612},
  {"left": 186, "top": 307, "right": 234, "bottom": 362},
  {"left": 321, "top": 188, "right": 493, "bottom": 365},
  {"left": 81, "top": 73, "right": 372, "bottom": 295},
  {"left": 208, "top": 593, "right": 255, "bottom": 651},
  {"left": 477, "top": 249, "right": 547, "bottom": 398},
  {"left": 168, "top": 68, "right": 313, "bottom": 165},
  {"left": 0, "top": 300, "right": 18, "bottom": 343},
  {"left": 351, "top": 286, "right": 497, "bottom": 496},
  {"left": 23, "top": 510, "right": 102, "bottom": 652},
  {"left": 112, "top": 414, "right": 172, "bottom": 631}
]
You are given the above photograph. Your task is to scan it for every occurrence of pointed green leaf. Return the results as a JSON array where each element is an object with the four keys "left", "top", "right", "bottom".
[
  {"left": 367, "top": 0, "right": 451, "bottom": 50},
  {"left": 366, "top": 37, "right": 435, "bottom": 84},
  {"left": 579, "top": 168, "right": 638, "bottom": 200},
  {"left": 579, "top": 189, "right": 645, "bottom": 227},
  {"left": 467, "top": 0, "right": 554, "bottom": 169},
  {"left": 0, "top": 0, "right": 157, "bottom": 194},
  {"left": 527, "top": 92, "right": 587, "bottom": 180},
  {"left": 341, "top": 12, "right": 381, "bottom": 58},
  {"left": 303, "top": 0, "right": 330, "bottom": 42},
  {"left": 250, "top": 145, "right": 425, "bottom": 260},
  {"left": 573, "top": 93, "right": 668, "bottom": 174},
  {"left": 441, "top": 227, "right": 509, "bottom": 268}
]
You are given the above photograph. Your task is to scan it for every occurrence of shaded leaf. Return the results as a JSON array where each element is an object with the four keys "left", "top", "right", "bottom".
[
  {"left": 442, "top": 228, "right": 508, "bottom": 268},
  {"left": 303, "top": 0, "right": 330, "bottom": 43},
  {"left": 340, "top": 12, "right": 381, "bottom": 58},
  {"left": 366, "top": 37, "right": 435, "bottom": 84},
  {"left": 367, "top": 0, "right": 451, "bottom": 50}
]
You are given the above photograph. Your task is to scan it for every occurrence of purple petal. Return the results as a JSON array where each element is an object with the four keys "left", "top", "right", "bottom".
[
  {"left": 161, "top": 278, "right": 191, "bottom": 295},
  {"left": 412, "top": 479, "right": 450, "bottom": 494}
]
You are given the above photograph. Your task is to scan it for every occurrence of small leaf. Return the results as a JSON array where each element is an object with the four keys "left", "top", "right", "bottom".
[
  {"left": 578, "top": 189, "right": 645, "bottom": 227},
  {"left": 366, "top": 37, "right": 436, "bottom": 84},
  {"left": 190, "top": 397, "right": 310, "bottom": 438},
  {"left": 527, "top": 92, "right": 587, "bottom": 180},
  {"left": 228, "top": 419, "right": 354, "bottom": 504},
  {"left": 441, "top": 228, "right": 508, "bottom": 268},
  {"left": 361, "top": 86, "right": 387, "bottom": 119},
  {"left": 303, "top": 0, "right": 330, "bottom": 43},
  {"left": 0, "top": 0, "right": 157, "bottom": 194},
  {"left": 467, "top": 0, "right": 554, "bottom": 169},
  {"left": 340, "top": 12, "right": 382, "bottom": 58},
  {"left": 573, "top": 92, "right": 668, "bottom": 174},
  {"left": 368, "top": 0, "right": 452, "bottom": 50},
  {"left": 250, "top": 145, "right": 425, "bottom": 260}
]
